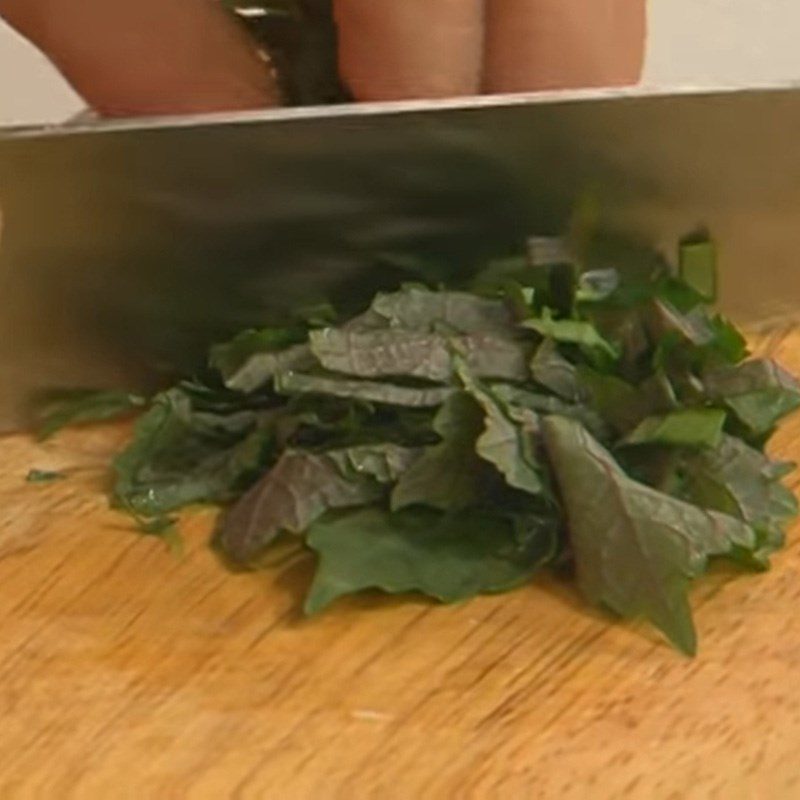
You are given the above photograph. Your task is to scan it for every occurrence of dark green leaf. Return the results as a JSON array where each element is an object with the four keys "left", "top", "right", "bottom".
[
  {"left": 653, "top": 275, "right": 708, "bottom": 314},
  {"left": 344, "top": 444, "right": 421, "bottom": 483},
  {"left": 622, "top": 409, "right": 727, "bottom": 450},
  {"left": 582, "top": 306, "right": 650, "bottom": 378},
  {"left": 210, "top": 327, "right": 314, "bottom": 393},
  {"left": 645, "top": 299, "right": 714, "bottom": 348},
  {"left": 391, "top": 393, "right": 485, "bottom": 512},
  {"left": 650, "top": 309, "right": 747, "bottom": 377},
  {"left": 304, "top": 506, "right": 557, "bottom": 614},
  {"left": 208, "top": 327, "right": 309, "bottom": 393},
  {"left": 25, "top": 469, "right": 66, "bottom": 484},
  {"left": 370, "top": 287, "right": 515, "bottom": 334},
  {"left": 522, "top": 308, "right": 619, "bottom": 359},
  {"left": 638, "top": 371, "right": 679, "bottom": 414},
  {"left": 491, "top": 384, "right": 610, "bottom": 442},
  {"left": 578, "top": 367, "right": 650, "bottom": 434},
  {"left": 309, "top": 327, "right": 530, "bottom": 383},
  {"left": 682, "top": 434, "right": 798, "bottom": 566},
  {"left": 529, "top": 339, "right": 584, "bottom": 402},
  {"left": 707, "top": 315, "right": 749, "bottom": 365},
  {"left": 615, "top": 447, "right": 685, "bottom": 495},
  {"left": 113, "top": 389, "right": 272, "bottom": 516},
  {"left": 542, "top": 416, "right": 756, "bottom": 654},
  {"left": 275, "top": 370, "right": 455, "bottom": 407},
  {"left": 456, "top": 364, "right": 543, "bottom": 495},
  {"left": 704, "top": 359, "right": 800, "bottom": 436},
  {"left": 33, "top": 389, "right": 146, "bottom": 440},
  {"left": 217, "top": 443, "right": 419, "bottom": 564}
]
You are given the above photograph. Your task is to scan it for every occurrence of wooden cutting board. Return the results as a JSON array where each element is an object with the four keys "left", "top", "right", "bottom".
[{"left": 2, "top": 328, "right": 800, "bottom": 800}]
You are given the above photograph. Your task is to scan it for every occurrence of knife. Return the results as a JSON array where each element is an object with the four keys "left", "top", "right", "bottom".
[{"left": 2, "top": 81, "right": 800, "bottom": 431}]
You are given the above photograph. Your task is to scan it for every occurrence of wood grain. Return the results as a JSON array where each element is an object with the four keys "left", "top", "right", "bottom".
[{"left": 2, "top": 329, "right": 800, "bottom": 799}]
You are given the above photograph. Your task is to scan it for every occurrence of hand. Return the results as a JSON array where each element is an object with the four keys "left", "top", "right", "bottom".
[
  {"left": 0, "top": 0, "right": 646, "bottom": 117},
  {"left": 0, "top": 0, "right": 280, "bottom": 116},
  {"left": 336, "top": 0, "right": 647, "bottom": 100}
]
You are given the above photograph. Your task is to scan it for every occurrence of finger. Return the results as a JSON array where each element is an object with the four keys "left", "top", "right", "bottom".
[
  {"left": 334, "top": 0, "right": 484, "bottom": 101},
  {"left": 0, "top": 0, "right": 279, "bottom": 117},
  {"left": 484, "top": 0, "right": 646, "bottom": 93}
]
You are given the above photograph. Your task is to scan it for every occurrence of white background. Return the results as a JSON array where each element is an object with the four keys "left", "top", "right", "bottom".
[{"left": 2, "top": 0, "right": 800, "bottom": 126}]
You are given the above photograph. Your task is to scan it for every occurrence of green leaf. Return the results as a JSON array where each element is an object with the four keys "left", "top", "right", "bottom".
[
  {"left": 679, "top": 237, "right": 717, "bottom": 302},
  {"left": 391, "top": 393, "right": 485, "bottom": 512},
  {"left": 304, "top": 506, "right": 557, "bottom": 614},
  {"left": 491, "top": 384, "right": 610, "bottom": 442},
  {"left": 582, "top": 303, "right": 650, "bottom": 367},
  {"left": 622, "top": 409, "right": 727, "bottom": 450},
  {"left": 704, "top": 359, "right": 800, "bottom": 436},
  {"left": 523, "top": 308, "right": 619, "bottom": 359},
  {"left": 529, "top": 339, "right": 584, "bottom": 402},
  {"left": 682, "top": 434, "right": 798, "bottom": 566},
  {"left": 578, "top": 367, "right": 650, "bottom": 434},
  {"left": 275, "top": 370, "right": 455, "bottom": 408},
  {"left": 645, "top": 299, "right": 714, "bottom": 348},
  {"left": 25, "top": 469, "right": 67, "bottom": 484},
  {"left": 727, "top": 391, "right": 800, "bottom": 437},
  {"left": 649, "top": 306, "right": 747, "bottom": 377},
  {"left": 370, "top": 287, "right": 515, "bottom": 333},
  {"left": 208, "top": 327, "right": 309, "bottom": 393},
  {"left": 615, "top": 447, "right": 685, "bottom": 495},
  {"left": 33, "top": 389, "right": 146, "bottom": 440},
  {"left": 707, "top": 315, "right": 749, "bottom": 365},
  {"left": 456, "top": 364, "right": 543, "bottom": 496},
  {"left": 638, "top": 371, "right": 679, "bottom": 413},
  {"left": 653, "top": 275, "right": 708, "bottom": 314},
  {"left": 469, "top": 256, "right": 547, "bottom": 302},
  {"left": 309, "top": 327, "right": 530, "bottom": 383},
  {"left": 542, "top": 416, "right": 756, "bottom": 654},
  {"left": 216, "top": 443, "right": 419, "bottom": 564},
  {"left": 113, "top": 389, "right": 272, "bottom": 516}
]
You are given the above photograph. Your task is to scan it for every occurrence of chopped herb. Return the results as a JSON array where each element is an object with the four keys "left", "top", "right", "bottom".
[
  {"left": 542, "top": 416, "right": 756, "bottom": 656},
  {"left": 40, "top": 228, "right": 799, "bottom": 654},
  {"left": 679, "top": 233, "right": 717, "bottom": 302},
  {"left": 32, "top": 389, "right": 146, "bottom": 440},
  {"left": 621, "top": 409, "right": 727, "bottom": 450},
  {"left": 26, "top": 469, "right": 67, "bottom": 484}
]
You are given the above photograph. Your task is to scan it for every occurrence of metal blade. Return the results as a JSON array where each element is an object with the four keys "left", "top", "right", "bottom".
[{"left": 2, "top": 82, "right": 800, "bottom": 430}]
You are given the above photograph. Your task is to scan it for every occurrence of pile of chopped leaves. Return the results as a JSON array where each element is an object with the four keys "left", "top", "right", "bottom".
[{"left": 35, "top": 231, "right": 800, "bottom": 655}]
